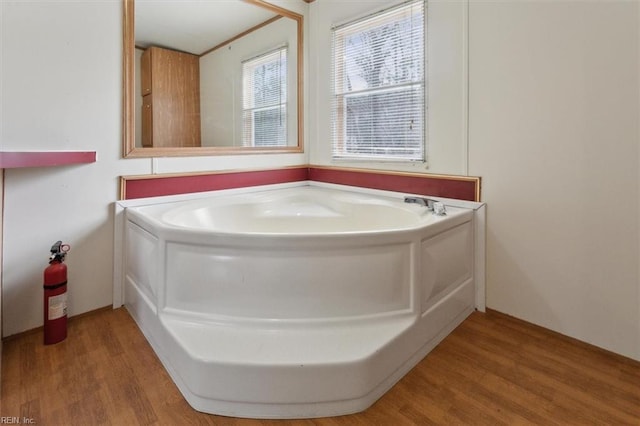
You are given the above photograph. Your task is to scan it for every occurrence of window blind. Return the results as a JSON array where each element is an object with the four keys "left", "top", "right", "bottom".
[
  {"left": 242, "top": 46, "right": 288, "bottom": 147},
  {"left": 331, "top": 0, "right": 425, "bottom": 161}
]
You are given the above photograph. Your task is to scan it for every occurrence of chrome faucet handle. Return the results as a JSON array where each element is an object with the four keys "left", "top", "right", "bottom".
[{"left": 433, "top": 202, "right": 447, "bottom": 216}]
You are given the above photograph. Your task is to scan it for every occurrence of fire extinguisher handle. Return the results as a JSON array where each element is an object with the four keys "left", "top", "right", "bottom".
[
  {"left": 49, "top": 240, "right": 69, "bottom": 262},
  {"left": 50, "top": 241, "right": 63, "bottom": 254}
]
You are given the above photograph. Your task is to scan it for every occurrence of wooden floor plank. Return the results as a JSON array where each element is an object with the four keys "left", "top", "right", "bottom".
[{"left": 2, "top": 308, "right": 639, "bottom": 425}]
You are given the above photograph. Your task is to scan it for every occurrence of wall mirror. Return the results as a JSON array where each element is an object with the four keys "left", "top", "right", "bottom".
[{"left": 123, "top": 0, "right": 304, "bottom": 157}]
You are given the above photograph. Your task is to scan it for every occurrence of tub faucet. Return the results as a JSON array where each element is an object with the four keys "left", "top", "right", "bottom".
[
  {"left": 404, "top": 196, "right": 447, "bottom": 215},
  {"left": 404, "top": 196, "right": 435, "bottom": 209}
]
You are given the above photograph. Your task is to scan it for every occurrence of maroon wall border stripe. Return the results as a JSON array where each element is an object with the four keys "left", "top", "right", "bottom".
[
  {"left": 121, "top": 167, "right": 309, "bottom": 200},
  {"left": 308, "top": 167, "right": 480, "bottom": 202},
  {"left": 120, "top": 166, "right": 480, "bottom": 202}
]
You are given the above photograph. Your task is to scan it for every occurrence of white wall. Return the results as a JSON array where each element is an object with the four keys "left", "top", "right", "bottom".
[
  {"left": 0, "top": 0, "right": 307, "bottom": 337},
  {"left": 308, "top": 0, "right": 469, "bottom": 175},
  {"left": 1, "top": 0, "right": 139, "bottom": 337},
  {"left": 200, "top": 17, "right": 298, "bottom": 147},
  {"left": 468, "top": 0, "right": 640, "bottom": 360}
]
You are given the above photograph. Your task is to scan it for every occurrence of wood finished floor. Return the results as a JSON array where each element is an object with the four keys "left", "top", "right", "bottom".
[{"left": 2, "top": 307, "right": 639, "bottom": 425}]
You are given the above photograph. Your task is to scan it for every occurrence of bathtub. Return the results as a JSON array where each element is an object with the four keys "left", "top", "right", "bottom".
[{"left": 114, "top": 182, "right": 486, "bottom": 419}]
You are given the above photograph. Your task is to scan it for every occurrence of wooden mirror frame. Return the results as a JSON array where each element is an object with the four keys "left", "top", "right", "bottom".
[{"left": 122, "top": 0, "right": 304, "bottom": 157}]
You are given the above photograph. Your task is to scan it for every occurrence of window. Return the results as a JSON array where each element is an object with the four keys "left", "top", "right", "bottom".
[
  {"left": 242, "top": 47, "right": 288, "bottom": 147},
  {"left": 331, "top": 0, "right": 425, "bottom": 161}
]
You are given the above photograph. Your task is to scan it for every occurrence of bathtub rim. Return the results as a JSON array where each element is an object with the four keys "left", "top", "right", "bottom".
[
  {"left": 135, "top": 185, "right": 454, "bottom": 236},
  {"left": 113, "top": 180, "right": 486, "bottom": 311},
  {"left": 124, "top": 198, "right": 473, "bottom": 243}
]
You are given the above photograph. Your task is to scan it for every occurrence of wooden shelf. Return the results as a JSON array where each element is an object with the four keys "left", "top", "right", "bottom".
[{"left": 0, "top": 151, "right": 96, "bottom": 168}]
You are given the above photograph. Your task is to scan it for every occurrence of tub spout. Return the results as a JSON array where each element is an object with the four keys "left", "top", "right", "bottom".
[{"left": 404, "top": 196, "right": 446, "bottom": 215}]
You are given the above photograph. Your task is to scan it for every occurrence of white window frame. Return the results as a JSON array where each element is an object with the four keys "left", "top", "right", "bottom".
[
  {"left": 242, "top": 46, "right": 288, "bottom": 147},
  {"left": 331, "top": 0, "right": 426, "bottom": 162}
]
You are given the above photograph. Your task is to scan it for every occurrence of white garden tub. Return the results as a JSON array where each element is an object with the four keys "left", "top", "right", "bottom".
[{"left": 114, "top": 183, "right": 486, "bottom": 419}]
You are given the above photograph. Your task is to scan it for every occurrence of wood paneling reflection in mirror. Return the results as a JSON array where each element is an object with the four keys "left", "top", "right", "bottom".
[{"left": 141, "top": 47, "right": 201, "bottom": 148}]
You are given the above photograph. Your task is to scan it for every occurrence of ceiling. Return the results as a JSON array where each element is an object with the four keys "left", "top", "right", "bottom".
[{"left": 135, "top": 1, "right": 281, "bottom": 55}]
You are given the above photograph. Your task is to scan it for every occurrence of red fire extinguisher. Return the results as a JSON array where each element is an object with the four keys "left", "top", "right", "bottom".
[{"left": 43, "top": 241, "right": 70, "bottom": 345}]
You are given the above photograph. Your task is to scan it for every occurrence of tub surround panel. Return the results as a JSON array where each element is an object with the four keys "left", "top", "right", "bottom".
[
  {"left": 164, "top": 242, "right": 411, "bottom": 320},
  {"left": 421, "top": 222, "right": 473, "bottom": 313},
  {"left": 125, "top": 222, "right": 159, "bottom": 304},
  {"left": 120, "top": 166, "right": 481, "bottom": 202}
]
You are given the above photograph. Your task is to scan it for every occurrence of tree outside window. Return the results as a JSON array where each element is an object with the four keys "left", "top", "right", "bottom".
[{"left": 332, "top": 1, "right": 425, "bottom": 161}]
